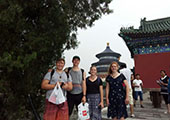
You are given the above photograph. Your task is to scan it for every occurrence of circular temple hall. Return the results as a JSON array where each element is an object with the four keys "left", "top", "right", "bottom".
[{"left": 92, "top": 43, "right": 126, "bottom": 79}]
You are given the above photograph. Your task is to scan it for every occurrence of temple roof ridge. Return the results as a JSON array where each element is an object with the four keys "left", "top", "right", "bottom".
[
  {"left": 141, "top": 16, "right": 170, "bottom": 32},
  {"left": 141, "top": 16, "right": 170, "bottom": 24},
  {"left": 120, "top": 16, "right": 170, "bottom": 34}
]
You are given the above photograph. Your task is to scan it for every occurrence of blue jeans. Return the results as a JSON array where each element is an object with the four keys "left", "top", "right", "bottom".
[{"left": 134, "top": 91, "right": 143, "bottom": 101}]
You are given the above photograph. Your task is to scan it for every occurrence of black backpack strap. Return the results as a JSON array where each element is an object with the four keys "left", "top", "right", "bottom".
[
  {"left": 65, "top": 71, "right": 69, "bottom": 79},
  {"left": 64, "top": 67, "right": 72, "bottom": 79},
  {"left": 68, "top": 67, "right": 72, "bottom": 73},
  {"left": 49, "top": 69, "right": 55, "bottom": 84},
  {"left": 81, "top": 68, "right": 84, "bottom": 80}
]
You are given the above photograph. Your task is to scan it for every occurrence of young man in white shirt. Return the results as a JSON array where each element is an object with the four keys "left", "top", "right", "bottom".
[
  {"left": 133, "top": 74, "right": 144, "bottom": 108},
  {"left": 120, "top": 64, "right": 135, "bottom": 117}
]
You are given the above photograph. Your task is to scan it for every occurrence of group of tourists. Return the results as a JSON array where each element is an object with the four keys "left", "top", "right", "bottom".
[
  {"left": 41, "top": 55, "right": 169, "bottom": 120},
  {"left": 41, "top": 56, "right": 105, "bottom": 120},
  {"left": 156, "top": 70, "right": 170, "bottom": 114},
  {"left": 41, "top": 56, "right": 131, "bottom": 120}
]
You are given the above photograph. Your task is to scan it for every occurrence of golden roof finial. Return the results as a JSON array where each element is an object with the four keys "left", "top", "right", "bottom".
[{"left": 107, "top": 42, "right": 109, "bottom": 46}]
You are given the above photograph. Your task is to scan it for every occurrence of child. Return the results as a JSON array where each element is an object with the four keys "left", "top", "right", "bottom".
[{"left": 133, "top": 74, "right": 144, "bottom": 108}]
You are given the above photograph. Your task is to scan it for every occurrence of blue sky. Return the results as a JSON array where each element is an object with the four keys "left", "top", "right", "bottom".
[{"left": 64, "top": 0, "right": 170, "bottom": 73}]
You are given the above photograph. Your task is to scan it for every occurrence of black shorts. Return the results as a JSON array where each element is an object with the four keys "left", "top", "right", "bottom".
[{"left": 67, "top": 92, "right": 83, "bottom": 115}]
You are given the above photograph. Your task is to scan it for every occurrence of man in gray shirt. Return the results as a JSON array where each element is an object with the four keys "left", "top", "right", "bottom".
[
  {"left": 66, "top": 56, "right": 86, "bottom": 117},
  {"left": 41, "top": 58, "right": 72, "bottom": 120}
]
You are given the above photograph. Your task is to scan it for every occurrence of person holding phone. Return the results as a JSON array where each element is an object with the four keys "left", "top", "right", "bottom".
[
  {"left": 168, "top": 78, "right": 170, "bottom": 114},
  {"left": 157, "top": 70, "right": 169, "bottom": 114}
]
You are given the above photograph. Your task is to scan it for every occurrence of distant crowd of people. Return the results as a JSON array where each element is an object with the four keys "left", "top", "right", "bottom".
[{"left": 41, "top": 55, "right": 170, "bottom": 120}]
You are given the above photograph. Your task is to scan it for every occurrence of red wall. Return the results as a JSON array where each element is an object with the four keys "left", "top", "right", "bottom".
[{"left": 134, "top": 52, "right": 170, "bottom": 88}]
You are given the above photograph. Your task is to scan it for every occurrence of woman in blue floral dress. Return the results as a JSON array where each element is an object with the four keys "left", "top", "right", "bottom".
[{"left": 106, "top": 62, "right": 129, "bottom": 120}]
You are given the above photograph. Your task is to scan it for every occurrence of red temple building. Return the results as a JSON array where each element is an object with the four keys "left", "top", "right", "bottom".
[{"left": 119, "top": 17, "right": 170, "bottom": 90}]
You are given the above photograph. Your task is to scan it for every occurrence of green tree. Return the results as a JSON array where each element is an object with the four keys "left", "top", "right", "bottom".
[{"left": 0, "top": 0, "right": 112, "bottom": 119}]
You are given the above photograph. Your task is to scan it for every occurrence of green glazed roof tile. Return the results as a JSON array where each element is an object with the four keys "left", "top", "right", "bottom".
[{"left": 120, "top": 17, "right": 170, "bottom": 34}]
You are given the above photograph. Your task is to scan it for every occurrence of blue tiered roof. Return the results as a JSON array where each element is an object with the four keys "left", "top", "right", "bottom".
[{"left": 92, "top": 43, "right": 126, "bottom": 74}]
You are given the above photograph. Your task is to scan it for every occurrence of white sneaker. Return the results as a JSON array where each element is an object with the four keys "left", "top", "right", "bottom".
[
  {"left": 164, "top": 111, "right": 168, "bottom": 114},
  {"left": 126, "top": 104, "right": 130, "bottom": 108},
  {"left": 131, "top": 114, "right": 135, "bottom": 117}
]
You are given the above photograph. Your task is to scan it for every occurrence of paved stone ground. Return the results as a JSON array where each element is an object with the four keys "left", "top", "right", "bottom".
[
  {"left": 102, "top": 91, "right": 170, "bottom": 120},
  {"left": 70, "top": 92, "right": 170, "bottom": 120},
  {"left": 126, "top": 92, "right": 170, "bottom": 120}
]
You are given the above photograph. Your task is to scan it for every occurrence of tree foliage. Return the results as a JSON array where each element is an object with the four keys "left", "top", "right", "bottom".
[{"left": 0, "top": 0, "right": 112, "bottom": 119}]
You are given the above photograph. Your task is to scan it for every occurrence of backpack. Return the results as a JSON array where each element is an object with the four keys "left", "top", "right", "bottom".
[{"left": 67, "top": 67, "right": 84, "bottom": 80}]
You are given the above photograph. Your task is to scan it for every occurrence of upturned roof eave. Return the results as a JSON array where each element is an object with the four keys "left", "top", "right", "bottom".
[
  {"left": 92, "top": 60, "right": 126, "bottom": 66},
  {"left": 96, "top": 52, "right": 121, "bottom": 58},
  {"left": 120, "top": 29, "right": 170, "bottom": 35}
]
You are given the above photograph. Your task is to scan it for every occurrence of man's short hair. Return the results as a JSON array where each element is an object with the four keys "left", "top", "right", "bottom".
[
  {"left": 72, "top": 56, "right": 80, "bottom": 61},
  {"left": 135, "top": 73, "right": 140, "bottom": 76},
  {"left": 120, "top": 64, "right": 127, "bottom": 69},
  {"left": 56, "top": 58, "right": 65, "bottom": 63}
]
